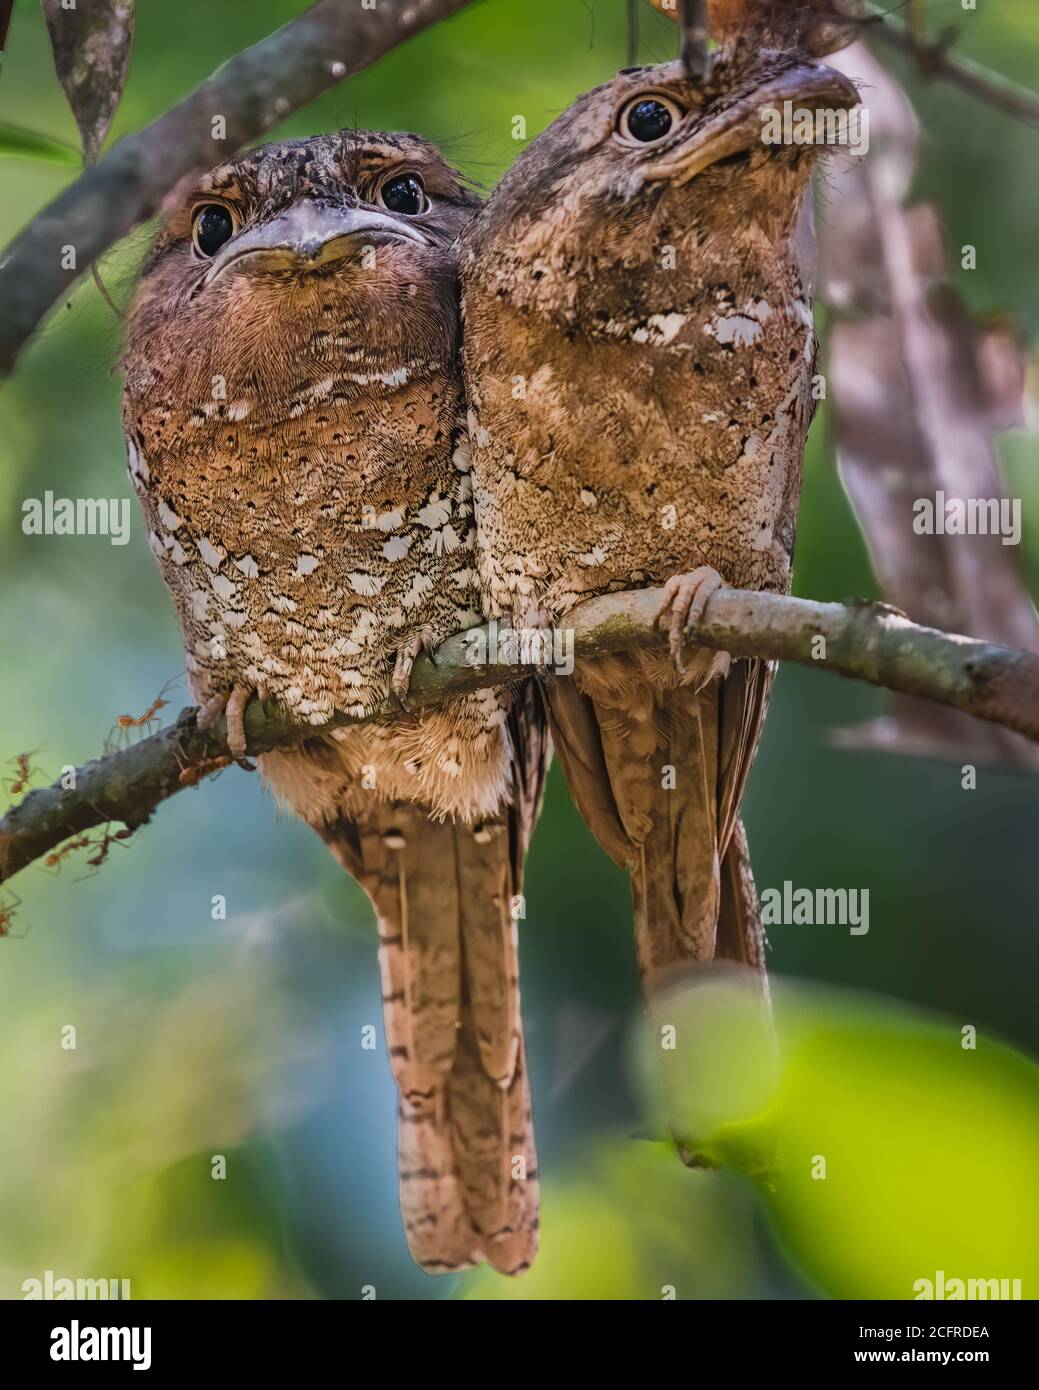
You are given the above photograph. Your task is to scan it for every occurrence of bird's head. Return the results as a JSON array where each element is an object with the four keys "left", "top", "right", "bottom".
[
  {"left": 124, "top": 131, "right": 480, "bottom": 412},
  {"left": 462, "top": 34, "right": 859, "bottom": 328}
]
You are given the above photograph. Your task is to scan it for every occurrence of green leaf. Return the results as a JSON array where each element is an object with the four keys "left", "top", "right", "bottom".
[
  {"left": 0, "top": 122, "right": 82, "bottom": 167},
  {"left": 634, "top": 973, "right": 1039, "bottom": 1299}
]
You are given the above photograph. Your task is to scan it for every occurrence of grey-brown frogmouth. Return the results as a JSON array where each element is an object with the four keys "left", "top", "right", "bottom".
[
  {"left": 460, "top": 17, "right": 858, "bottom": 1142},
  {"left": 122, "top": 132, "right": 547, "bottom": 1275}
]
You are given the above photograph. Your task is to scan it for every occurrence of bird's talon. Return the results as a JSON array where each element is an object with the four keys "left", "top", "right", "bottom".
[
  {"left": 196, "top": 685, "right": 253, "bottom": 760},
  {"left": 658, "top": 566, "right": 724, "bottom": 672},
  {"left": 225, "top": 685, "right": 251, "bottom": 760},
  {"left": 391, "top": 629, "right": 436, "bottom": 706},
  {"left": 196, "top": 691, "right": 228, "bottom": 733}
]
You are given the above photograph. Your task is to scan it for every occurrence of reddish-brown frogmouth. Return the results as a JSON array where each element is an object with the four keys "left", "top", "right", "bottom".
[
  {"left": 123, "top": 132, "right": 547, "bottom": 1274},
  {"left": 460, "top": 22, "right": 858, "bottom": 1147}
]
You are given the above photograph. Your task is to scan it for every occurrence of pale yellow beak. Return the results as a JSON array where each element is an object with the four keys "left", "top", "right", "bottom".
[
  {"left": 202, "top": 202, "right": 428, "bottom": 284},
  {"left": 644, "top": 62, "right": 860, "bottom": 185}
]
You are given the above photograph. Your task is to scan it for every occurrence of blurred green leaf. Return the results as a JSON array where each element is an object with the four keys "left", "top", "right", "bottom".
[
  {"left": 635, "top": 974, "right": 1039, "bottom": 1299},
  {"left": 765, "top": 996, "right": 1039, "bottom": 1300},
  {"left": 0, "top": 121, "right": 81, "bottom": 165},
  {"left": 462, "top": 1143, "right": 772, "bottom": 1301}
]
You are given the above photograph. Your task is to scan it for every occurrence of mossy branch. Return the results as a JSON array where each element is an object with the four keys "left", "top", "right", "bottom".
[{"left": 3, "top": 584, "right": 1037, "bottom": 886}]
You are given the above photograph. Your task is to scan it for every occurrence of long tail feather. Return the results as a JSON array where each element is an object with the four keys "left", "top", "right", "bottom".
[{"left": 322, "top": 799, "right": 538, "bottom": 1276}]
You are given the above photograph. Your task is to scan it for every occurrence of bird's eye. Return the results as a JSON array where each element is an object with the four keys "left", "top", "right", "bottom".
[
  {"left": 379, "top": 174, "right": 427, "bottom": 216},
  {"left": 618, "top": 95, "right": 684, "bottom": 145},
  {"left": 192, "top": 204, "right": 236, "bottom": 257}
]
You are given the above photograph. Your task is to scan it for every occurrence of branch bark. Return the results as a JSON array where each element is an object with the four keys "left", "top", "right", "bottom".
[
  {"left": 3, "top": 585, "right": 1037, "bottom": 886},
  {"left": 679, "top": 0, "right": 710, "bottom": 80},
  {"left": 858, "top": 5, "right": 1039, "bottom": 126},
  {"left": 0, "top": 0, "right": 473, "bottom": 376}
]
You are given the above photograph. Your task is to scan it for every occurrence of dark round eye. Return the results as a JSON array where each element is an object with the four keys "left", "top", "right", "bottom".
[
  {"left": 192, "top": 204, "right": 235, "bottom": 257},
  {"left": 619, "top": 96, "right": 683, "bottom": 144},
  {"left": 379, "top": 174, "right": 427, "bottom": 216}
]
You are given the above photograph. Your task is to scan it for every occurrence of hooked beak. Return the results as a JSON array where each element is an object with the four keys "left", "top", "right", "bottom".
[
  {"left": 202, "top": 202, "right": 428, "bottom": 284},
  {"left": 645, "top": 62, "right": 860, "bottom": 185}
]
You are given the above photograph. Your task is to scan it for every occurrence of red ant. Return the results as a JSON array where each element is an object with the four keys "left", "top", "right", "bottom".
[
  {"left": 177, "top": 752, "right": 232, "bottom": 788},
  {"left": 42, "top": 834, "right": 94, "bottom": 874},
  {"left": 3, "top": 750, "right": 44, "bottom": 799},
  {"left": 0, "top": 890, "right": 29, "bottom": 939},
  {"left": 107, "top": 676, "right": 179, "bottom": 749},
  {"left": 81, "top": 824, "right": 135, "bottom": 875}
]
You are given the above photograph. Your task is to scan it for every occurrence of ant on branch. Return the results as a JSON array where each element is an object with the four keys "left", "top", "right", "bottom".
[
  {"left": 82, "top": 824, "right": 135, "bottom": 875},
  {"left": 3, "top": 750, "right": 45, "bottom": 799},
  {"left": 0, "top": 890, "right": 29, "bottom": 939},
  {"left": 106, "top": 676, "right": 179, "bottom": 750},
  {"left": 174, "top": 747, "right": 232, "bottom": 788},
  {"left": 41, "top": 834, "right": 95, "bottom": 875},
  {"left": 40, "top": 821, "right": 136, "bottom": 880}
]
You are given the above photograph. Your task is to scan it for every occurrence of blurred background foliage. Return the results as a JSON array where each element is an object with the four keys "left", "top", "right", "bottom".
[{"left": 1, "top": 0, "right": 1037, "bottom": 1300}]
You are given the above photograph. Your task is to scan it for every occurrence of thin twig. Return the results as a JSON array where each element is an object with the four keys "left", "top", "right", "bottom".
[
  {"left": 856, "top": 4, "right": 1039, "bottom": 126},
  {"left": 680, "top": 0, "right": 710, "bottom": 81},
  {"left": 2, "top": 585, "right": 1037, "bottom": 886}
]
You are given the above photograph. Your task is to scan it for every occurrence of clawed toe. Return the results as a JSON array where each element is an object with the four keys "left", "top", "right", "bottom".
[
  {"left": 659, "top": 566, "right": 724, "bottom": 672},
  {"left": 196, "top": 691, "right": 229, "bottom": 732},
  {"left": 196, "top": 685, "right": 253, "bottom": 761},
  {"left": 225, "top": 686, "right": 251, "bottom": 761},
  {"left": 392, "top": 629, "right": 436, "bottom": 708}
]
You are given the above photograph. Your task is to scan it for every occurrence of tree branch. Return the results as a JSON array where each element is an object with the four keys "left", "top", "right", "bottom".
[
  {"left": 650, "top": 3, "right": 1039, "bottom": 126},
  {"left": 3, "top": 585, "right": 1037, "bottom": 886},
  {"left": 858, "top": 5, "right": 1039, "bottom": 126},
  {"left": 0, "top": 0, "right": 474, "bottom": 376}
]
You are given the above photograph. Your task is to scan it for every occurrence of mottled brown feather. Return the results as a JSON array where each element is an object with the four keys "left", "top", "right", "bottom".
[
  {"left": 122, "top": 130, "right": 547, "bottom": 1275},
  {"left": 461, "top": 41, "right": 853, "bottom": 1142},
  {"left": 322, "top": 792, "right": 541, "bottom": 1274}
]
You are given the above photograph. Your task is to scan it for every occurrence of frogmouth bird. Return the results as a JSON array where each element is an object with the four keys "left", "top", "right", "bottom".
[
  {"left": 460, "top": 19, "right": 858, "bottom": 1132},
  {"left": 122, "top": 132, "right": 547, "bottom": 1274}
]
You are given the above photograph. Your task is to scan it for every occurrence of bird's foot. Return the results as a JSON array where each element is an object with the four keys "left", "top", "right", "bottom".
[
  {"left": 658, "top": 566, "right": 724, "bottom": 673},
  {"left": 196, "top": 684, "right": 255, "bottom": 764},
  {"left": 509, "top": 602, "right": 556, "bottom": 677},
  {"left": 391, "top": 628, "right": 436, "bottom": 709}
]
